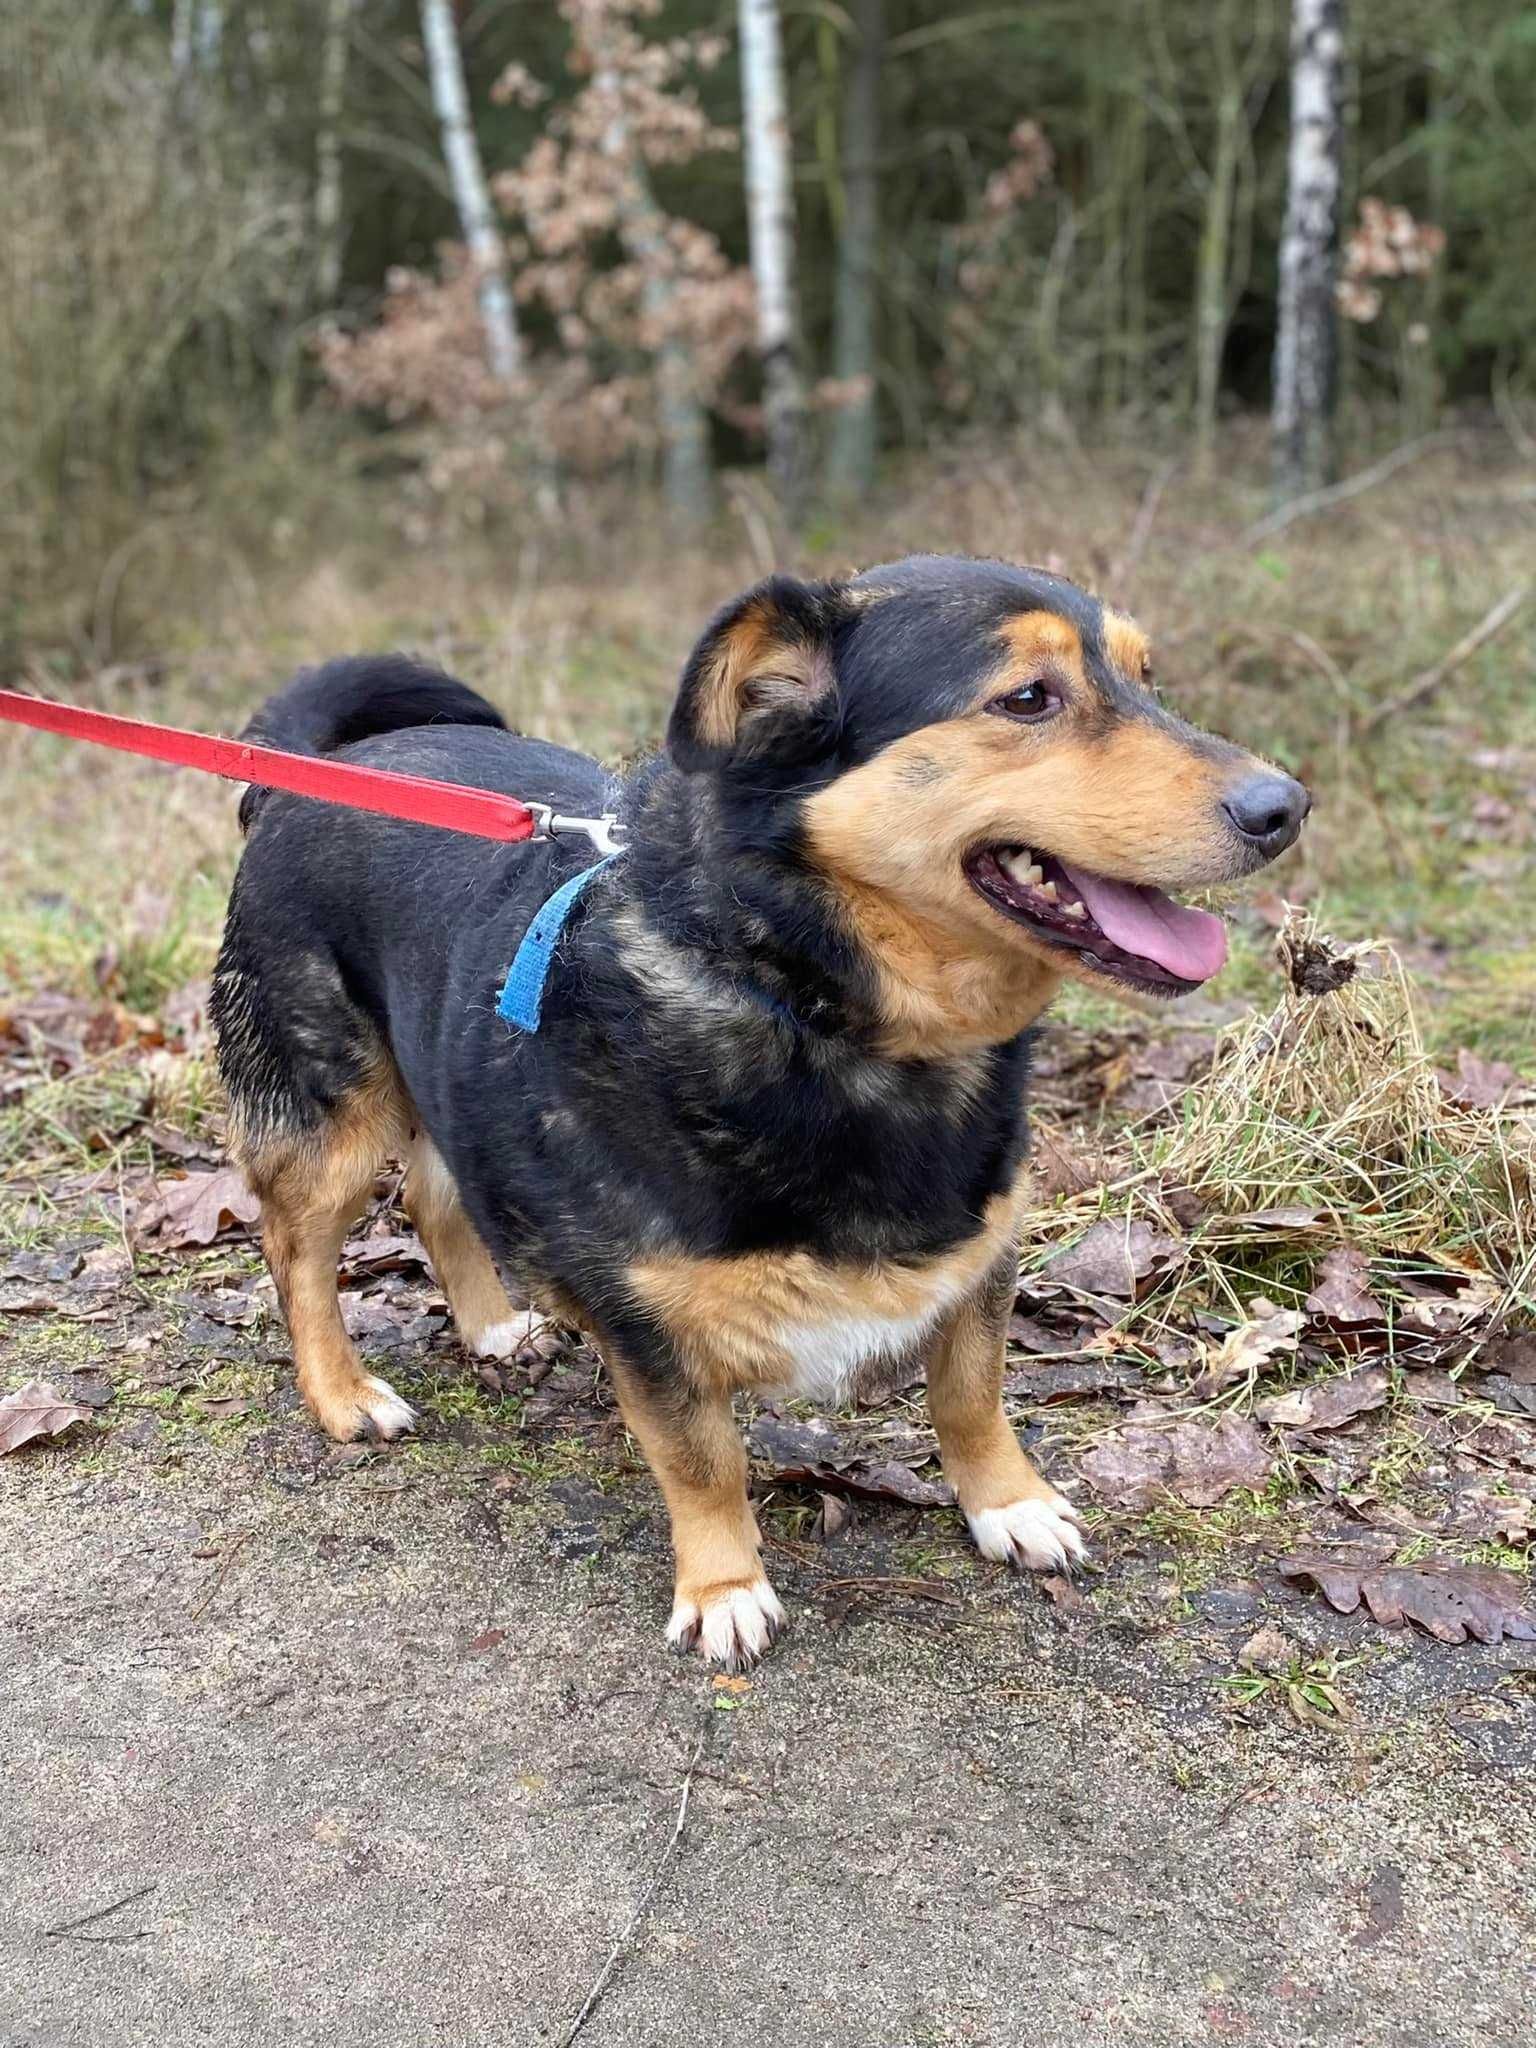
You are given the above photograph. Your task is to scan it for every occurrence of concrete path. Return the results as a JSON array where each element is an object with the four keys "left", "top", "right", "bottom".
[{"left": 4, "top": 1444, "right": 1533, "bottom": 2048}]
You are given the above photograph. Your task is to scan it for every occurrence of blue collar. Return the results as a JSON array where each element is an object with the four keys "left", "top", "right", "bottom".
[
  {"left": 496, "top": 854, "right": 621, "bottom": 1034},
  {"left": 496, "top": 853, "right": 811, "bottom": 1038}
]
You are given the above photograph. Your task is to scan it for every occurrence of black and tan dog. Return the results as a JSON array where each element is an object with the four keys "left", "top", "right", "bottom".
[{"left": 212, "top": 556, "right": 1308, "bottom": 1668}]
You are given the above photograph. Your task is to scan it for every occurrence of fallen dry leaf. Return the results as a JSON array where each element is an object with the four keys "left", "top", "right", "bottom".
[
  {"left": 1114, "top": 1032, "right": 1219, "bottom": 1116},
  {"left": 1435, "top": 1048, "right": 1523, "bottom": 1110},
  {"left": 1040, "top": 1572, "right": 1093, "bottom": 1612},
  {"left": 1237, "top": 1626, "right": 1297, "bottom": 1675},
  {"left": 1198, "top": 1304, "right": 1302, "bottom": 1392},
  {"left": 747, "top": 1415, "right": 954, "bottom": 1508},
  {"left": 1278, "top": 1553, "right": 1536, "bottom": 1645},
  {"left": 1483, "top": 1329, "right": 1536, "bottom": 1381},
  {"left": 1005, "top": 1356, "right": 1140, "bottom": 1402},
  {"left": 1038, "top": 1218, "right": 1184, "bottom": 1301},
  {"left": 1220, "top": 1206, "right": 1328, "bottom": 1236},
  {"left": 189, "top": 1393, "right": 251, "bottom": 1421},
  {"left": 0, "top": 1379, "right": 93, "bottom": 1455},
  {"left": 339, "top": 1232, "right": 433, "bottom": 1278},
  {"left": 1305, "top": 1248, "right": 1384, "bottom": 1327},
  {"left": 134, "top": 1167, "right": 261, "bottom": 1248},
  {"left": 1078, "top": 1414, "right": 1273, "bottom": 1508},
  {"left": 815, "top": 1492, "right": 852, "bottom": 1541},
  {"left": 1257, "top": 1366, "right": 1390, "bottom": 1433},
  {"left": 1028, "top": 1123, "right": 1112, "bottom": 1200}
]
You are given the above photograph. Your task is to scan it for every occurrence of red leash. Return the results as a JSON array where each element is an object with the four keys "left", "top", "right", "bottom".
[{"left": 0, "top": 687, "right": 538, "bottom": 844}]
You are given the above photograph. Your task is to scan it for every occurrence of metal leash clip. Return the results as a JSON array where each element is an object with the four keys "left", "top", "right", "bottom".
[{"left": 525, "top": 804, "right": 627, "bottom": 857}]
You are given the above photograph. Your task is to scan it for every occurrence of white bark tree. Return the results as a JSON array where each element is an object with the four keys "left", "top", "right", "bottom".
[
  {"left": 738, "top": 0, "right": 806, "bottom": 516},
  {"left": 1272, "top": 0, "right": 1346, "bottom": 500},
  {"left": 314, "top": 0, "right": 354, "bottom": 307},
  {"left": 419, "top": 0, "right": 524, "bottom": 386},
  {"left": 825, "top": 0, "right": 883, "bottom": 500}
]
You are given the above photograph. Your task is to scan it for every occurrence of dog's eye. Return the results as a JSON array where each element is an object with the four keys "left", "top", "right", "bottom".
[{"left": 992, "top": 680, "right": 1061, "bottom": 723}]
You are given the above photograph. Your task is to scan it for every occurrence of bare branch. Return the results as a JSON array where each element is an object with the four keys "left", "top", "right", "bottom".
[{"left": 1361, "top": 583, "right": 1531, "bottom": 734}]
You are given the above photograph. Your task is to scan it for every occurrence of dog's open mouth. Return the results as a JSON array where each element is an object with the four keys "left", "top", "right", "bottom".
[{"left": 965, "top": 845, "right": 1228, "bottom": 994}]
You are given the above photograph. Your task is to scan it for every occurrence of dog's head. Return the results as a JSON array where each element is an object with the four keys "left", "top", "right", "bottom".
[{"left": 666, "top": 556, "right": 1308, "bottom": 1051}]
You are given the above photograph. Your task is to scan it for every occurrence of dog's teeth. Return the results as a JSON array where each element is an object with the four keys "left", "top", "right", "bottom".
[
  {"left": 1060, "top": 900, "right": 1087, "bottom": 921},
  {"left": 1003, "top": 852, "right": 1043, "bottom": 886},
  {"left": 1037, "top": 880, "right": 1058, "bottom": 902}
]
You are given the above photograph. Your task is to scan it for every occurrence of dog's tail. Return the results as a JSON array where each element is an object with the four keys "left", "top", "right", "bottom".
[{"left": 237, "top": 655, "right": 507, "bottom": 832}]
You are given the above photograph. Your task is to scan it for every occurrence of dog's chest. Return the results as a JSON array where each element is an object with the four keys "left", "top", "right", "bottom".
[
  {"left": 768, "top": 1273, "right": 974, "bottom": 1404},
  {"left": 628, "top": 1186, "right": 1020, "bottom": 1401}
]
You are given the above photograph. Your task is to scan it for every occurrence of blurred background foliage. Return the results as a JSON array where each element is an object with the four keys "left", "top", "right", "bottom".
[{"left": 3, "top": 0, "right": 1535, "bottom": 654}]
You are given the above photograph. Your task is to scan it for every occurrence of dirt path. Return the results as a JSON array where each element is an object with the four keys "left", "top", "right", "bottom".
[{"left": 5, "top": 1425, "right": 1534, "bottom": 2048}]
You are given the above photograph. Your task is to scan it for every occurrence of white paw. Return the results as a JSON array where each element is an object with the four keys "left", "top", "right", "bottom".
[
  {"left": 358, "top": 1375, "right": 416, "bottom": 1441},
  {"left": 667, "top": 1580, "right": 786, "bottom": 1673},
  {"left": 468, "top": 1313, "right": 545, "bottom": 1362},
  {"left": 968, "top": 1495, "right": 1087, "bottom": 1573}
]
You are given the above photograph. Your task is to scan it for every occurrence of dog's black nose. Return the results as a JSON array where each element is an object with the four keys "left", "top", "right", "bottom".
[{"left": 1221, "top": 771, "right": 1310, "bottom": 858}]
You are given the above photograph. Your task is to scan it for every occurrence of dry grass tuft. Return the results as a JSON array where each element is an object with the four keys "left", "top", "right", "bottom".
[
  {"left": 1021, "top": 909, "right": 1535, "bottom": 1345},
  {"left": 1149, "top": 911, "right": 1532, "bottom": 1268}
]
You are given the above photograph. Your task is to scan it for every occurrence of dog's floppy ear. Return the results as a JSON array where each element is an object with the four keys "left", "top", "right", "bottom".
[{"left": 667, "top": 575, "right": 847, "bottom": 771}]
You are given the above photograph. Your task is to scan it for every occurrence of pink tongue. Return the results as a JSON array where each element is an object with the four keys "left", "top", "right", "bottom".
[{"left": 1058, "top": 863, "right": 1227, "bottom": 983}]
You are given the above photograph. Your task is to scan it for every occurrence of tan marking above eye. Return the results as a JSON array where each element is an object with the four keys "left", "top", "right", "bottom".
[
  {"left": 971, "top": 610, "right": 1090, "bottom": 720},
  {"left": 997, "top": 609, "right": 1084, "bottom": 673}
]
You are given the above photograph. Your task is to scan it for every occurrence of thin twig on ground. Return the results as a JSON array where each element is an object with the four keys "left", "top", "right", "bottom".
[
  {"left": 189, "top": 1528, "right": 253, "bottom": 1620},
  {"left": 1361, "top": 582, "right": 1531, "bottom": 733},
  {"left": 1241, "top": 432, "right": 1456, "bottom": 546},
  {"left": 561, "top": 1732, "right": 706, "bottom": 2047},
  {"left": 45, "top": 1882, "right": 158, "bottom": 1940},
  {"left": 820, "top": 1575, "right": 965, "bottom": 1607}
]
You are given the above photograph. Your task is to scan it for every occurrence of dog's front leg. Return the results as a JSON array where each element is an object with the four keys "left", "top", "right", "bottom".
[
  {"left": 928, "top": 1254, "right": 1087, "bottom": 1574},
  {"left": 606, "top": 1351, "right": 784, "bottom": 1672}
]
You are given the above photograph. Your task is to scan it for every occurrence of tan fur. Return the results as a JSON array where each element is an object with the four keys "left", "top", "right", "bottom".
[
  {"left": 402, "top": 1131, "right": 518, "bottom": 1351},
  {"left": 927, "top": 1257, "right": 1059, "bottom": 1517},
  {"left": 629, "top": 1171, "right": 1031, "bottom": 1394},
  {"left": 997, "top": 610, "right": 1087, "bottom": 674},
  {"left": 604, "top": 1351, "right": 765, "bottom": 1616},
  {"left": 237, "top": 1059, "right": 410, "bottom": 1440},
  {"left": 695, "top": 598, "right": 834, "bottom": 750},
  {"left": 1103, "top": 610, "right": 1152, "bottom": 682},
  {"left": 801, "top": 606, "right": 1244, "bottom": 1053}
]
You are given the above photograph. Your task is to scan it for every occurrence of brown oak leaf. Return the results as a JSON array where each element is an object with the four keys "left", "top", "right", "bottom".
[
  {"left": 134, "top": 1166, "right": 262, "bottom": 1248},
  {"left": 1305, "top": 1248, "right": 1384, "bottom": 1327},
  {"left": 1257, "top": 1366, "right": 1390, "bottom": 1432},
  {"left": 1038, "top": 1218, "right": 1184, "bottom": 1301},
  {"left": 1198, "top": 1303, "right": 1302, "bottom": 1392},
  {"left": 0, "top": 1379, "right": 93, "bottom": 1455},
  {"left": 1278, "top": 1553, "right": 1536, "bottom": 1645},
  {"left": 1078, "top": 1414, "right": 1273, "bottom": 1508}
]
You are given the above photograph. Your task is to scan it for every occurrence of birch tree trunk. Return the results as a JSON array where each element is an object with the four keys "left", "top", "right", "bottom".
[
  {"left": 314, "top": 0, "right": 353, "bottom": 307},
  {"left": 592, "top": 64, "right": 714, "bottom": 527},
  {"left": 419, "top": 0, "right": 523, "bottom": 386},
  {"left": 1192, "top": 71, "right": 1241, "bottom": 473},
  {"left": 738, "top": 0, "right": 806, "bottom": 517},
  {"left": 1271, "top": 0, "right": 1345, "bottom": 500},
  {"left": 825, "top": 0, "right": 883, "bottom": 500}
]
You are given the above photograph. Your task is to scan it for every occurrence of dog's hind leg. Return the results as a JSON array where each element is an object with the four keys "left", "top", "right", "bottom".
[
  {"left": 401, "top": 1132, "right": 523, "bottom": 1361},
  {"left": 928, "top": 1252, "right": 1088, "bottom": 1574},
  {"left": 238, "top": 1062, "right": 416, "bottom": 1442}
]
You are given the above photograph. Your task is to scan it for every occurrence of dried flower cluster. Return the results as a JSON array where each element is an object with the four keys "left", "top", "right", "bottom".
[
  {"left": 1336, "top": 197, "right": 1446, "bottom": 325},
  {"left": 320, "top": 0, "right": 753, "bottom": 480},
  {"left": 938, "top": 119, "right": 1055, "bottom": 414}
]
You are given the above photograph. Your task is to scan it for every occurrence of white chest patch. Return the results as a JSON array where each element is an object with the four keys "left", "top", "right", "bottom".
[{"left": 773, "top": 1272, "right": 970, "bottom": 1406}]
